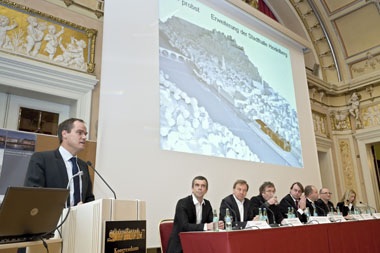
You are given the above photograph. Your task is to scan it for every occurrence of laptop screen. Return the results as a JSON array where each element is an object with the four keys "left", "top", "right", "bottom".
[{"left": 0, "top": 187, "right": 69, "bottom": 240}]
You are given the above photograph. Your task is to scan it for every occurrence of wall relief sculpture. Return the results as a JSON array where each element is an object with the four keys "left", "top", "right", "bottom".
[
  {"left": 0, "top": 0, "right": 97, "bottom": 73},
  {"left": 348, "top": 92, "right": 362, "bottom": 129},
  {"left": 330, "top": 110, "right": 351, "bottom": 131},
  {"left": 362, "top": 104, "right": 380, "bottom": 128},
  {"left": 312, "top": 111, "right": 329, "bottom": 138}
]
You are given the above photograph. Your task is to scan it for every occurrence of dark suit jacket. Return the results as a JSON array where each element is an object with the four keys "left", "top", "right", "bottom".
[
  {"left": 219, "top": 194, "right": 254, "bottom": 229},
  {"left": 336, "top": 201, "right": 354, "bottom": 216},
  {"left": 250, "top": 194, "right": 283, "bottom": 224},
  {"left": 315, "top": 199, "right": 336, "bottom": 216},
  {"left": 279, "top": 194, "right": 307, "bottom": 222},
  {"left": 167, "top": 195, "right": 213, "bottom": 253},
  {"left": 24, "top": 149, "right": 95, "bottom": 205},
  {"left": 306, "top": 199, "right": 318, "bottom": 216}
]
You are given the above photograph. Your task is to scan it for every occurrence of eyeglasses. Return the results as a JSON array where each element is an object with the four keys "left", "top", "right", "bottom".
[{"left": 321, "top": 192, "right": 332, "bottom": 195}]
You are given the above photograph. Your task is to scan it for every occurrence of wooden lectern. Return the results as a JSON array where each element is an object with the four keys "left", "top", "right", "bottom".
[{"left": 57, "top": 199, "right": 146, "bottom": 253}]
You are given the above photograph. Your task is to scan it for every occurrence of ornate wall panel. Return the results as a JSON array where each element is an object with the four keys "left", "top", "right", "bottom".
[
  {"left": 361, "top": 103, "right": 380, "bottom": 128},
  {"left": 0, "top": 0, "right": 97, "bottom": 72},
  {"left": 312, "top": 110, "right": 329, "bottom": 138},
  {"left": 350, "top": 52, "right": 380, "bottom": 79},
  {"left": 338, "top": 138, "right": 358, "bottom": 192},
  {"left": 330, "top": 110, "right": 351, "bottom": 131}
]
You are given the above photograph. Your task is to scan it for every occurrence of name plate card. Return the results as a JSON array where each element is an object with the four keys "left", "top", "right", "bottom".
[
  {"left": 282, "top": 218, "right": 303, "bottom": 226},
  {"left": 361, "top": 213, "right": 374, "bottom": 220},
  {"left": 308, "top": 216, "right": 331, "bottom": 224},
  {"left": 329, "top": 215, "right": 346, "bottom": 222},
  {"left": 351, "top": 214, "right": 364, "bottom": 221},
  {"left": 246, "top": 221, "right": 271, "bottom": 229}
]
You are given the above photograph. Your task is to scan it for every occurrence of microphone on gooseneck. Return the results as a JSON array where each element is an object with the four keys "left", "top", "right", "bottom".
[
  {"left": 284, "top": 198, "right": 298, "bottom": 217},
  {"left": 359, "top": 201, "right": 377, "bottom": 213},
  {"left": 223, "top": 202, "right": 238, "bottom": 222},
  {"left": 266, "top": 206, "right": 277, "bottom": 225},
  {"left": 315, "top": 204, "right": 326, "bottom": 216},
  {"left": 86, "top": 161, "right": 117, "bottom": 200}
]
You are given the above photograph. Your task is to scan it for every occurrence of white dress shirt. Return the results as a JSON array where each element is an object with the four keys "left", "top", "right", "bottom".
[
  {"left": 59, "top": 146, "right": 83, "bottom": 206},
  {"left": 233, "top": 194, "right": 245, "bottom": 222},
  {"left": 192, "top": 193, "right": 204, "bottom": 224},
  {"left": 192, "top": 194, "right": 207, "bottom": 230}
]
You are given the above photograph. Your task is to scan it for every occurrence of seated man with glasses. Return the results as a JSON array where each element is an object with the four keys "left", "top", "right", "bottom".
[{"left": 315, "top": 188, "right": 336, "bottom": 216}]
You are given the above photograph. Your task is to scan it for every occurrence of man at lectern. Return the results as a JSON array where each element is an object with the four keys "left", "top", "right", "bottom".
[
  {"left": 167, "top": 176, "right": 224, "bottom": 253},
  {"left": 24, "top": 118, "right": 94, "bottom": 207}
]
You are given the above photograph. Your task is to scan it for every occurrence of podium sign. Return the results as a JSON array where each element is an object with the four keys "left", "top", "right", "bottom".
[
  {"left": 104, "top": 220, "right": 146, "bottom": 253},
  {"left": 57, "top": 199, "right": 146, "bottom": 253}
]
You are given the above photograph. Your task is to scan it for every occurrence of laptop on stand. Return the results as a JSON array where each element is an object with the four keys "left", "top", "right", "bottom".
[{"left": 0, "top": 186, "right": 69, "bottom": 244}]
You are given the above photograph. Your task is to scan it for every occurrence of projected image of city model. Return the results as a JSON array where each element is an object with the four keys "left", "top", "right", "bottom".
[{"left": 159, "top": 0, "right": 303, "bottom": 167}]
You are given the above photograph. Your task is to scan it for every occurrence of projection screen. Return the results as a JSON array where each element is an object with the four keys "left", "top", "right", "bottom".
[
  {"left": 97, "top": 0, "right": 320, "bottom": 247},
  {"left": 159, "top": 0, "right": 302, "bottom": 168}
]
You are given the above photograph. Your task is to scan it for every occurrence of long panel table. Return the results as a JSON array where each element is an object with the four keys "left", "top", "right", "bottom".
[{"left": 180, "top": 219, "right": 380, "bottom": 253}]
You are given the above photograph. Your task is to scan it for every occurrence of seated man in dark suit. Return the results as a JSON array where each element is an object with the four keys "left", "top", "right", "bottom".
[
  {"left": 219, "top": 179, "right": 254, "bottom": 229},
  {"left": 250, "top": 181, "right": 283, "bottom": 225},
  {"left": 24, "top": 118, "right": 94, "bottom": 207},
  {"left": 279, "top": 182, "right": 307, "bottom": 223},
  {"left": 315, "top": 187, "right": 336, "bottom": 216},
  {"left": 305, "top": 185, "right": 321, "bottom": 216},
  {"left": 167, "top": 176, "right": 224, "bottom": 253}
]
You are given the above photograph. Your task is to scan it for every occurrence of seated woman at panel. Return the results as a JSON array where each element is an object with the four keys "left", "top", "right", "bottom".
[{"left": 336, "top": 189, "right": 356, "bottom": 217}]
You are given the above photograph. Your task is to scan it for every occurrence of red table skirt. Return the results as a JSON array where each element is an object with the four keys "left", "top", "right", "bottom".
[{"left": 180, "top": 219, "right": 380, "bottom": 253}]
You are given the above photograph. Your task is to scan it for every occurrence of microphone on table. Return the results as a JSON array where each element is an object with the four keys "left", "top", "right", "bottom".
[
  {"left": 223, "top": 201, "right": 240, "bottom": 228},
  {"left": 315, "top": 204, "right": 326, "bottom": 216},
  {"left": 265, "top": 206, "right": 277, "bottom": 226},
  {"left": 284, "top": 198, "right": 300, "bottom": 218},
  {"left": 87, "top": 161, "right": 117, "bottom": 200},
  {"left": 359, "top": 201, "right": 377, "bottom": 213},
  {"left": 224, "top": 202, "right": 238, "bottom": 219}
]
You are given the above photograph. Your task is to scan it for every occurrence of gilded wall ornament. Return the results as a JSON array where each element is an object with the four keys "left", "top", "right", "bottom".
[
  {"left": 0, "top": 0, "right": 97, "bottom": 73},
  {"left": 339, "top": 139, "right": 357, "bottom": 193},
  {"left": 362, "top": 104, "right": 380, "bottom": 128},
  {"left": 330, "top": 110, "right": 351, "bottom": 131},
  {"left": 243, "top": 0, "right": 258, "bottom": 9}
]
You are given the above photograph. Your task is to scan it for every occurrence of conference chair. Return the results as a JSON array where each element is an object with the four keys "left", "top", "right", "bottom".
[{"left": 159, "top": 219, "right": 174, "bottom": 253}]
